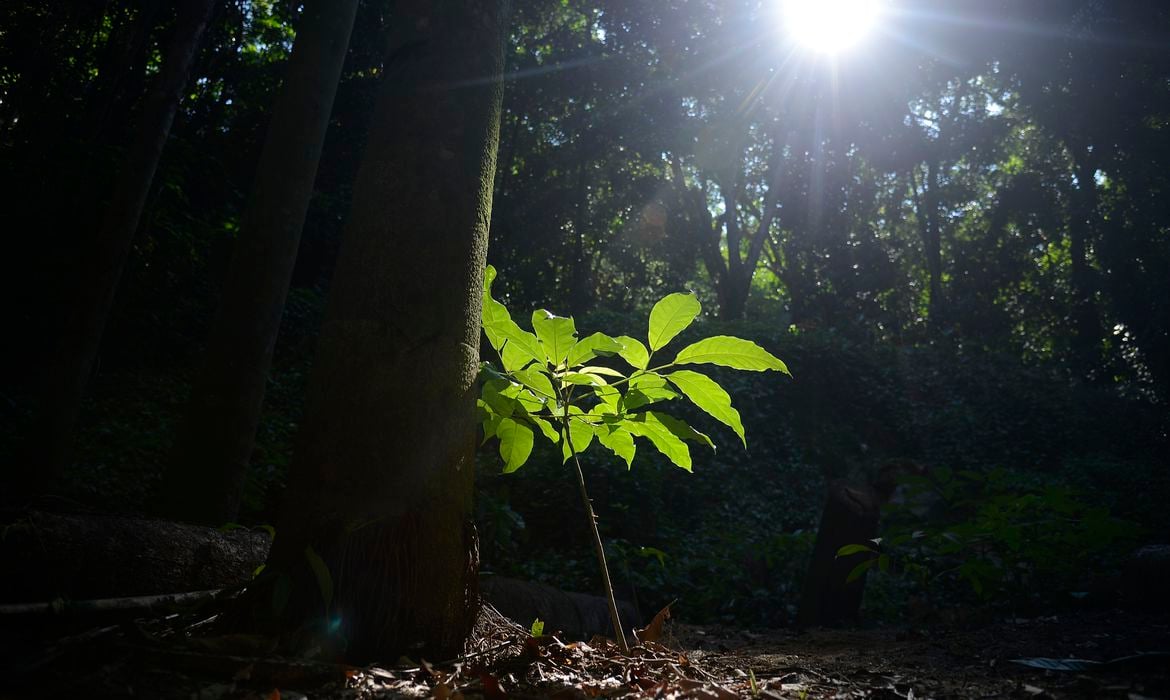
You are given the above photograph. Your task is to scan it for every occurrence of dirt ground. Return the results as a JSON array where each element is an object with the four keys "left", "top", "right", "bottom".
[{"left": 3, "top": 606, "right": 1168, "bottom": 698}]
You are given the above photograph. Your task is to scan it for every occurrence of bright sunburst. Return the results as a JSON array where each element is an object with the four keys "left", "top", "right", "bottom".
[{"left": 782, "top": 0, "right": 883, "bottom": 54}]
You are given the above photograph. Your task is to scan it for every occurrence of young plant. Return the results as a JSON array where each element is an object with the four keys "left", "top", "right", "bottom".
[{"left": 477, "top": 266, "right": 790, "bottom": 650}]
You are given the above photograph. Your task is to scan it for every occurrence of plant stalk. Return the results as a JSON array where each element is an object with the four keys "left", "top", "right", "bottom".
[{"left": 563, "top": 415, "right": 629, "bottom": 653}]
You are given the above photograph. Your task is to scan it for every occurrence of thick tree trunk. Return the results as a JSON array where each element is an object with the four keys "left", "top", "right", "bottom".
[
  {"left": 798, "top": 480, "right": 881, "bottom": 627},
  {"left": 13, "top": 0, "right": 217, "bottom": 499},
  {"left": 241, "top": 1, "right": 508, "bottom": 663},
  {"left": 159, "top": 0, "right": 360, "bottom": 526}
]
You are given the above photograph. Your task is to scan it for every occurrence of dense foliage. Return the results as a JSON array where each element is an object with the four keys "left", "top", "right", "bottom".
[{"left": 1, "top": 0, "right": 1167, "bottom": 624}]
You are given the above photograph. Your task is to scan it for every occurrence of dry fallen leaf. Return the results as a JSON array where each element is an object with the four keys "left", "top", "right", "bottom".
[{"left": 635, "top": 603, "right": 673, "bottom": 644}]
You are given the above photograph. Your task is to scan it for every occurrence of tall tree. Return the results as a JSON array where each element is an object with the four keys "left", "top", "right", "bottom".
[
  {"left": 17, "top": 0, "right": 217, "bottom": 496},
  {"left": 242, "top": 0, "right": 509, "bottom": 662},
  {"left": 159, "top": 0, "right": 360, "bottom": 525}
]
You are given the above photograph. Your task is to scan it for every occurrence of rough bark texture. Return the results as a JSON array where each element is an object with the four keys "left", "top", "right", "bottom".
[
  {"left": 249, "top": 0, "right": 509, "bottom": 663},
  {"left": 160, "top": 0, "right": 360, "bottom": 525},
  {"left": 798, "top": 480, "right": 881, "bottom": 627},
  {"left": 15, "top": 0, "right": 217, "bottom": 498}
]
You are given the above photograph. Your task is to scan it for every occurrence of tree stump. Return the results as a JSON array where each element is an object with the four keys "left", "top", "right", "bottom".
[{"left": 797, "top": 480, "right": 881, "bottom": 627}]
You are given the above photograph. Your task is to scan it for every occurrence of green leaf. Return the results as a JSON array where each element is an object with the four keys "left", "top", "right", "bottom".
[
  {"left": 513, "top": 368, "right": 556, "bottom": 399},
  {"left": 624, "top": 412, "right": 692, "bottom": 471},
  {"left": 647, "top": 292, "right": 701, "bottom": 351},
  {"left": 497, "top": 417, "right": 534, "bottom": 473},
  {"left": 562, "top": 371, "right": 607, "bottom": 386},
  {"left": 846, "top": 557, "right": 876, "bottom": 583},
  {"left": 665, "top": 370, "right": 745, "bottom": 447},
  {"left": 578, "top": 365, "right": 626, "bottom": 379},
  {"left": 652, "top": 411, "right": 715, "bottom": 450},
  {"left": 527, "top": 415, "right": 561, "bottom": 443},
  {"left": 566, "top": 332, "right": 624, "bottom": 367},
  {"left": 593, "top": 384, "right": 621, "bottom": 411},
  {"left": 482, "top": 266, "right": 545, "bottom": 370},
  {"left": 836, "top": 543, "right": 876, "bottom": 557},
  {"left": 672, "top": 335, "right": 790, "bottom": 373},
  {"left": 621, "top": 373, "right": 681, "bottom": 411},
  {"left": 615, "top": 336, "right": 650, "bottom": 370},
  {"left": 303, "top": 545, "right": 333, "bottom": 609},
  {"left": 596, "top": 425, "right": 635, "bottom": 469},
  {"left": 480, "top": 379, "right": 516, "bottom": 417},
  {"left": 560, "top": 410, "right": 595, "bottom": 462},
  {"left": 532, "top": 310, "right": 577, "bottom": 366},
  {"left": 530, "top": 618, "right": 545, "bottom": 637}
]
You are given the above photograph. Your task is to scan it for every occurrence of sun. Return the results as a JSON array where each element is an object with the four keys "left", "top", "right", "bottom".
[{"left": 782, "top": 0, "right": 884, "bottom": 54}]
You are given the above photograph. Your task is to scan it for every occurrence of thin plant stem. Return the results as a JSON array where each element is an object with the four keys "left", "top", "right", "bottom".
[{"left": 560, "top": 391, "right": 629, "bottom": 653}]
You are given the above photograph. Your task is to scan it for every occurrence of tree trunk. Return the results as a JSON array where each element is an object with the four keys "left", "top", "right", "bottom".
[
  {"left": 12, "top": 0, "right": 217, "bottom": 500},
  {"left": 159, "top": 0, "right": 360, "bottom": 526},
  {"left": 240, "top": 0, "right": 508, "bottom": 663},
  {"left": 924, "top": 157, "right": 944, "bottom": 325},
  {"left": 1069, "top": 154, "right": 1102, "bottom": 376}
]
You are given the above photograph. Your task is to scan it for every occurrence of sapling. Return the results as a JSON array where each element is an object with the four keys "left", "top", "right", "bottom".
[{"left": 477, "top": 266, "right": 789, "bottom": 651}]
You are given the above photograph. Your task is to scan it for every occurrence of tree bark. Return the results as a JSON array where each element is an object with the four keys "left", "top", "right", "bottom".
[
  {"left": 13, "top": 0, "right": 217, "bottom": 500},
  {"left": 159, "top": 0, "right": 360, "bottom": 526},
  {"left": 240, "top": 0, "right": 509, "bottom": 663}
]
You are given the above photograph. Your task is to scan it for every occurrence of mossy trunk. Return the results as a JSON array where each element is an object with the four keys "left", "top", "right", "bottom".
[{"left": 244, "top": 0, "right": 508, "bottom": 663}]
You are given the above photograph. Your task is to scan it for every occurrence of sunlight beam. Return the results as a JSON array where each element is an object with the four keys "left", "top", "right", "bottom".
[{"left": 782, "top": 0, "right": 883, "bottom": 54}]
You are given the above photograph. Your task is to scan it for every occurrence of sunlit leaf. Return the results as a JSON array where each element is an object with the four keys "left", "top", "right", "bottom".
[
  {"left": 497, "top": 417, "right": 534, "bottom": 473},
  {"left": 615, "top": 335, "right": 650, "bottom": 370},
  {"left": 624, "top": 413, "right": 691, "bottom": 471},
  {"left": 665, "top": 370, "right": 745, "bottom": 447},
  {"left": 482, "top": 266, "right": 544, "bottom": 370},
  {"left": 672, "top": 335, "right": 790, "bottom": 373},
  {"left": 566, "top": 332, "right": 624, "bottom": 367},
  {"left": 562, "top": 371, "right": 606, "bottom": 386},
  {"left": 560, "top": 409, "right": 595, "bottom": 462},
  {"left": 578, "top": 365, "right": 625, "bottom": 378},
  {"left": 513, "top": 368, "right": 556, "bottom": 399},
  {"left": 532, "top": 310, "right": 577, "bottom": 366},
  {"left": 621, "top": 373, "right": 681, "bottom": 411},
  {"left": 596, "top": 425, "right": 635, "bottom": 469},
  {"left": 527, "top": 415, "right": 560, "bottom": 443},
  {"left": 652, "top": 411, "right": 714, "bottom": 450},
  {"left": 648, "top": 292, "right": 701, "bottom": 351}
]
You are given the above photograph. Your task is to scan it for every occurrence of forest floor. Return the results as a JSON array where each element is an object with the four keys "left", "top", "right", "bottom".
[{"left": 3, "top": 605, "right": 1168, "bottom": 699}]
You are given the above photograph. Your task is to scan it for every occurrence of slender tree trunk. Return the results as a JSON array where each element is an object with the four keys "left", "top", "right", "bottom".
[
  {"left": 159, "top": 0, "right": 360, "bottom": 525},
  {"left": 1069, "top": 154, "right": 1102, "bottom": 376},
  {"left": 924, "top": 157, "right": 944, "bottom": 325},
  {"left": 242, "top": 0, "right": 508, "bottom": 663},
  {"left": 12, "top": 0, "right": 217, "bottom": 500}
]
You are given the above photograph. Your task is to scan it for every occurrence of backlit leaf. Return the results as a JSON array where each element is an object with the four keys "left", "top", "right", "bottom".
[
  {"left": 497, "top": 417, "right": 534, "bottom": 473},
  {"left": 624, "top": 413, "right": 691, "bottom": 471},
  {"left": 615, "top": 336, "right": 650, "bottom": 370},
  {"left": 672, "top": 336, "right": 790, "bottom": 373},
  {"left": 648, "top": 292, "right": 701, "bottom": 351},
  {"left": 596, "top": 425, "right": 635, "bottom": 469},
  {"left": 566, "top": 332, "right": 624, "bottom": 367},
  {"left": 532, "top": 310, "right": 577, "bottom": 366},
  {"left": 665, "top": 370, "right": 745, "bottom": 447}
]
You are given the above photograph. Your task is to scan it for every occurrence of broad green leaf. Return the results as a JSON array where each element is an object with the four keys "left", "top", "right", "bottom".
[
  {"left": 527, "top": 415, "right": 560, "bottom": 443},
  {"left": 566, "top": 332, "right": 624, "bottom": 367},
  {"left": 578, "top": 365, "right": 625, "bottom": 379},
  {"left": 596, "top": 425, "right": 635, "bottom": 469},
  {"left": 480, "top": 379, "right": 516, "bottom": 417},
  {"left": 665, "top": 370, "right": 745, "bottom": 447},
  {"left": 672, "top": 335, "right": 790, "bottom": 373},
  {"left": 593, "top": 384, "right": 621, "bottom": 411},
  {"left": 615, "top": 336, "right": 650, "bottom": 370},
  {"left": 562, "top": 371, "right": 606, "bottom": 386},
  {"left": 480, "top": 410, "right": 503, "bottom": 444},
  {"left": 513, "top": 368, "right": 556, "bottom": 399},
  {"left": 836, "top": 543, "right": 877, "bottom": 557},
  {"left": 497, "top": 417, "right": 534, "bottom": 473},
  {"left": 846, "top": 557, "right": 876, "bottom": 583},
  {"left": 303, "top": 545, "right": 333, "bottom": 609},
  {"left": 482, "top": 266, "right": 543, "bottom": 370},
  {"left": 651, "top": 411, "right": 715, "bottom": 450},
  {"left": 622, "top": 373, "right": 681, "bottom": 411},
  {"left": 532, "top": 310, "right": 577, "bottom": 366},
  {"left": 647, "top": 292, "right": 701, "bottom": 351},
  {"left": 560, "top": 410, "right": 595, "bottom": 462},
  {"left": 624, "top": 413, "right": 692, "bottom": 471}
]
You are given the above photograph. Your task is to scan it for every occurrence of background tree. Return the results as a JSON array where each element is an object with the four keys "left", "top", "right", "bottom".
[{"left": 158, "top": 0, "right": 360, "bottom": 525}]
